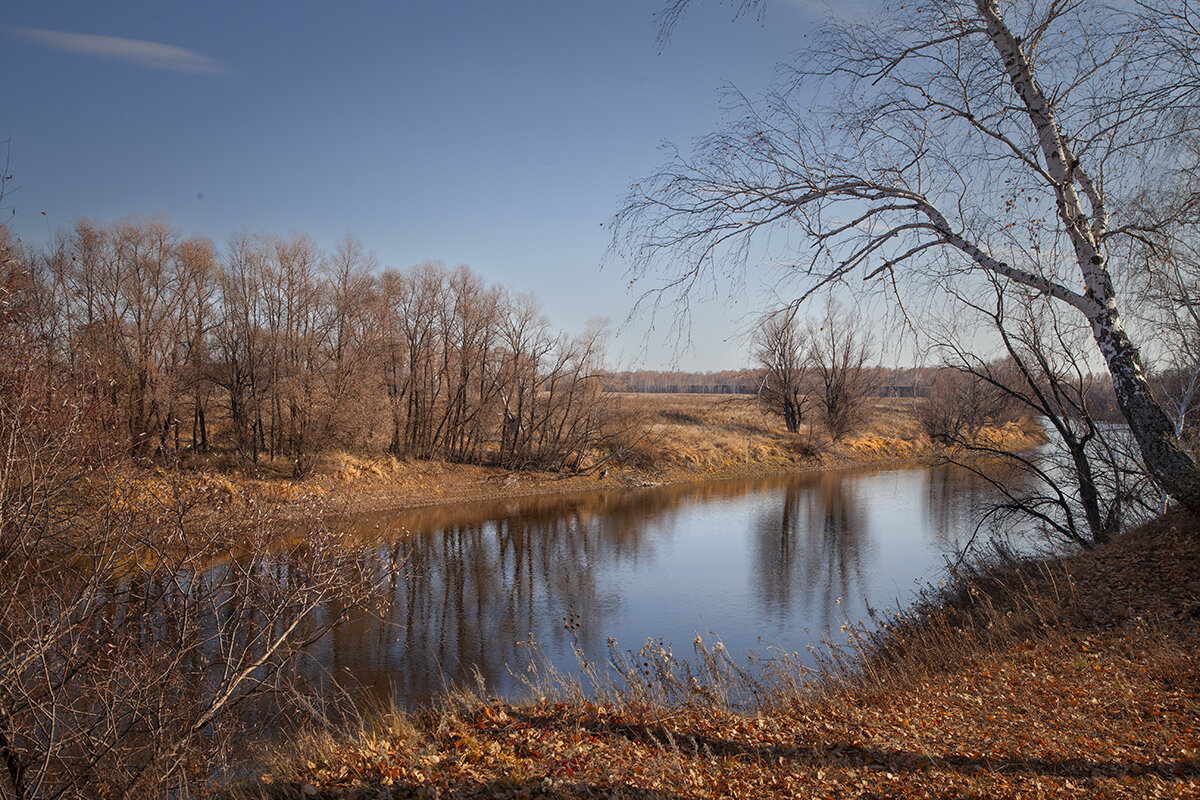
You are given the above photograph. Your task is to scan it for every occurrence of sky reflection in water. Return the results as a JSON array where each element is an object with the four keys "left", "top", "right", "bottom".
[{"left": 308, "top": 464, "right": 1008, "bottom": 708}]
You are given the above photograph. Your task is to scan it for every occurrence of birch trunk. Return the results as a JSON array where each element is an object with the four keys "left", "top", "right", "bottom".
[
  {"left": 978, "top": 0, "right": 1200, "bottom": 511},
  {"left": 1091, "top": 305, "right": 1200, "bottom": 511}
]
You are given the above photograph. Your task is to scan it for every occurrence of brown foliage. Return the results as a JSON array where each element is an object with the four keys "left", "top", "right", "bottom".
[{"left": 17, "top": 218, "right": 615, "bottom": 475}]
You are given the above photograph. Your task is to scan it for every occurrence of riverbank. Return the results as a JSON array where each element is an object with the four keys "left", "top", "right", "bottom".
[
  {"left": 253, "top": 507, "right": 1200, "bottom": 799},
  {"left": 166, "top": 394, "right": 1046, "bottom": 517}
]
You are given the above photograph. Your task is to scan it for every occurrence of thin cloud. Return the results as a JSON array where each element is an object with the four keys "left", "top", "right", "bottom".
[{"left": 9, "top": 26, "right": 230, "bottom": 75}]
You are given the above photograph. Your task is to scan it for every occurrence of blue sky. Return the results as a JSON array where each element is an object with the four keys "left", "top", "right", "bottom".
[{"left": 2, "top": 1, "right": 823, "bottom": 370}]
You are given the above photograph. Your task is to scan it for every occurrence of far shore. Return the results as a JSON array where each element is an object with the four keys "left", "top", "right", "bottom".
[{"left": 154, "top": 394, "right": 1048, "bottom": 519}]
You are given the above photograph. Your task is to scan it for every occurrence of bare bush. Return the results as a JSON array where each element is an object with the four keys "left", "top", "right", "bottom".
[
  {"left": 918, "top": 365, "right": 1017, "bottom": 444},
  {"left": 0, "top": 411, "right": 380, "bottom": 796}
]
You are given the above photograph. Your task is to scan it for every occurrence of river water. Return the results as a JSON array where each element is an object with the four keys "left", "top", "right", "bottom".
[{"left": 303, "top": 463, "right": 1018, "bottom": 708}]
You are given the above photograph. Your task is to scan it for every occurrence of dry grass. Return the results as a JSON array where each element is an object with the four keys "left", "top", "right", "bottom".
[
  {"left": 619, "top": 393, "right": 1045, "bottom": 477},
  {"left": 615, "top": 393, "right": 813, "bottom": 474}
]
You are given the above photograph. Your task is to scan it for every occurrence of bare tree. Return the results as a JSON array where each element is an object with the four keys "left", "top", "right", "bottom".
[
  {"left": 375, "top": 267, "right": 412, "bottom": 456},
  {"left": 57, "top": 218, "right": 190, "bottom": 461},
  {"left": 213, "top": 232, "right": 270, "bottom": 462},
  {"left": 174, "top": 236, "right": 219, "bottom": 453},
  {"left": 321, "top": 235, "right": 380, "bottom": 455},
  {"left": 1140, "top": 241, "right": 1200, "bottom": 509},
  {"left": 436, "top": 266, "right": 502, "bottom": 463},
  {"left": 523, "top": 319, "right": 611, "bottom": 471},
  {"left": 397, "top": 263, "right": 447, "bottom": 459},
  {"left": 918, "top": 365, "right": 1016, "bottom": 445},
  {"left": 808, "top": 301, "right": 878, "bottom": 441},
  {"left": 936, "top": 281, "right": 1155, "bottom": 547},
  {"left": 1110, "top": 131, "right": 1200, "bottom": 508},
  {"left": 752, "top": 310, "right": 808, "bottom": 433},
  {"left": 496, "top": 291, "right": 556, "bottom": 468},
  {"left": 615, "top": 0, "right": 1200, "bottom": 510},
  {"left": 20, "top": 217, "right": 614, "bottom": 475}
]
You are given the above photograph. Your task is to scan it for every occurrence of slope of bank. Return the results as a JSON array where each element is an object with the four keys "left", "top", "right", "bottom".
[
  {"left": 171, "top": 395, "right": 1046, "bottom": 517},
  {"left": 253, "top": 508, "right": 1200, "bottom": 799}
]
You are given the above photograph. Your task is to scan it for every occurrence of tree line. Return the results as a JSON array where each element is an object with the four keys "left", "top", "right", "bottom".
[
  {"left": 3, "top": 217, "right": 612, "bottom": 475},
  {"left": 605, "top": 368, "right": 760, "bottom": 395}
]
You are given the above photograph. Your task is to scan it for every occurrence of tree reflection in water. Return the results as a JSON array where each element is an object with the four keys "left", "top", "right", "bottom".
[
  {"left": 752, "top": 472, "right": 868, "bottom": 630},
  {"left": 926, "top": 463, "right": 990, "bottom": 549},
  {"left": 306, "top": 488, "right": 694, "bottom": 707},
  {"left": 303, "top": 466, "right": 1028, "bottom": 710},
  {"left": 925, "top": 460, "right": 1037, "bottom": 549}
]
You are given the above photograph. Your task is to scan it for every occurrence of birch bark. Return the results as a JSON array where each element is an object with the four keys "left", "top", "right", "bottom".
[{"left": 976, "top": 0, "right": 1200, "bottom": 511}]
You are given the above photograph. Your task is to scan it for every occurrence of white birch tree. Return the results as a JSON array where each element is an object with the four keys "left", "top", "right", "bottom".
[{"left": 614, "top": 0, "right": 1200, "bottom": 510}]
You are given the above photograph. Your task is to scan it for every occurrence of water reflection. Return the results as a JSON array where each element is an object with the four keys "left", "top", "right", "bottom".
[
  {"left": 313, "top": 464, "right": 1016, "bottom": 708},
  {"left": 924, "top": 460, "right": 1040, "bottom": 549},
  {"left": 315, "top": 487, "right": 696, "bottom": 704},
  {"left": 751, "top": 474, "right": 869, "bottom": 629}
]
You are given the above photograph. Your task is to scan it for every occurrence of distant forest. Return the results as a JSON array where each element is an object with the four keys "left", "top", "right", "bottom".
[
  {"left": 605, "top": 369, "right": 762, "bottom": 395},
  {"left": 609, "top": 366, "right": 959, "bottom": 399}
]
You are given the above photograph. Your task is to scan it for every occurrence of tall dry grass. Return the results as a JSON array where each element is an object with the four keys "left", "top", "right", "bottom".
[{"left": 612, "top": 393, "right": 1044, "bottom": 477}]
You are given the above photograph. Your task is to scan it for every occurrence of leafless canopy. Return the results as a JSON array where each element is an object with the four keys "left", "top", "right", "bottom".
[
  {"left": 807, "top": 301, "right": 879, "bottom": 442},
  {"left": 623, "top": 0, "right": 1197, "bottom": 306},
  {"left": 615, "top": 0, "right": 1200, "bottom": 509},
  {"left": 752, "top": 309, "right": 808, "bottom": 433}
]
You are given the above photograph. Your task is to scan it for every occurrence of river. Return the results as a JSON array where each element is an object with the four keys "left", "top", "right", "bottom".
[{"left": 301, "top": 462, "right": 1022, "bottom": 709}]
